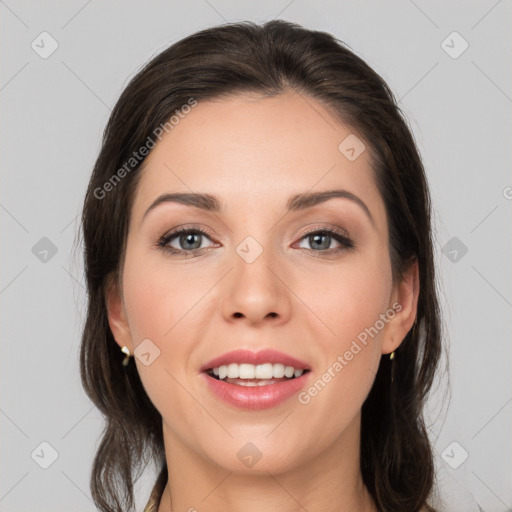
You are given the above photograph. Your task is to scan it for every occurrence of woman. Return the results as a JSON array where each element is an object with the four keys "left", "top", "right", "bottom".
[{"left": 79, "top": 19, "right": 442, "bottom": 512}]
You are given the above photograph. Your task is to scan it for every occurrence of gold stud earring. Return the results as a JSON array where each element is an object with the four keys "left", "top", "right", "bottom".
[
  {"left": 390, "top": 351, "right": 395, "bottom": 360},
  {"left": 121, "top": 346, "right": 132, "bottom": 367}
]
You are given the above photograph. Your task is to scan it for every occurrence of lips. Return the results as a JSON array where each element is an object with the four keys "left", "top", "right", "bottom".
[
  {"left": 199, "top": 348, "right": 311, "bottom": 373},
  {"left": 199, "top": 348, "right": 312, "bottom": 410},
  {"left": 200, "top": 368, "right": 311, "bottom": 410}
]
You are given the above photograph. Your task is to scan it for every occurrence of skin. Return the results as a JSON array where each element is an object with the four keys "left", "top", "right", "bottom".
[{"left": 106, "top": 90, "right": 420, "bottom": 512}]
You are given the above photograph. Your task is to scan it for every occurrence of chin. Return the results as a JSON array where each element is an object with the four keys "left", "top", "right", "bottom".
[{"left": 205, "top": 443, "right": 305, "bottom": 475}]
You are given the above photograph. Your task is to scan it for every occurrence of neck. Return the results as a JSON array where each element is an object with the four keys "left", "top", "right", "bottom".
[{"left": 157, "top": 412, "right": 377, "bottom": 512}]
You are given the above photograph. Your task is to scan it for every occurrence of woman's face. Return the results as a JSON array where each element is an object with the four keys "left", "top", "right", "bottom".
[{"left": 107, "top": 91, "right": 418, "bottom": 474}]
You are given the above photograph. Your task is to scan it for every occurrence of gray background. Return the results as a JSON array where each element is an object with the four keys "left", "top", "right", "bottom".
[{"left": 1, "top": 1, "right": 511, "bottom": 511}]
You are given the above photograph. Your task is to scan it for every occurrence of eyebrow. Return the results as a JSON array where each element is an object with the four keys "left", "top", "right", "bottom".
[{"left": 141, "top": 189, "right": 374, "bottom": 225}]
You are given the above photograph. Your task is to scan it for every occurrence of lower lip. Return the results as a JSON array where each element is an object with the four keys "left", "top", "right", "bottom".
[{"left": 201, "top": 372, "right": 311, "bottom": 410}]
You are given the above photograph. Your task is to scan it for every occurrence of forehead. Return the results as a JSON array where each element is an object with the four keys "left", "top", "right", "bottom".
[{"left": 131, "top": 91, "right": 386, "bottom": 228}]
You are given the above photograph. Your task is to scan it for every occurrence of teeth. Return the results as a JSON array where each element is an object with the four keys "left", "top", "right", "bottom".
[
  {"left": 284, "top": 366, "right": 294, "bottom": 378},
  {"left": 273, "top": 364, "right": 285, "bottom": 378},
  {"left": 255, "top": 363, "right": 273, "bottom": 379},
  {"left": 219, "top": 366, "right": 228, "bottom": 380},
  {"left": 227, "top": 363, "right": 239, "bottom": 378},
  {"left": 227, "top": 379, "right": 279, "bottom": 387},
  {"left": 210, "top": 363, "right": 306, "bottom": 380},
  {"left": 239, "top": 363, "right": 255, "bottom": 379}
]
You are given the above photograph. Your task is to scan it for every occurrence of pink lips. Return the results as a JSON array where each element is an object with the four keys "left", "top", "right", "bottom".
[
  {"left": 200, "top": 348, "right": 311, "bottom": 372},
  {"left": 199, "top": 348, "right": 312, "bottom": 410},
  {"left": 201, "top": 371, "right": 311, "bottom": 410}
]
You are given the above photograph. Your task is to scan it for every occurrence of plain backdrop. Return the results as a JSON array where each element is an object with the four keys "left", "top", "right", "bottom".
[{"left": 1, "top": 1, "right": 511, "bottom": 511}]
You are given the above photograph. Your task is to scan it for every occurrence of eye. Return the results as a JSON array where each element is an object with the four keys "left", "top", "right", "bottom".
[
  {"left": 156, "top": 226, "right": 217, "bottom": 256},
  {"left": 294, "top": 227, "right": 354, "bottom": 254},
  {"left": 156, "top": 225, "right": 354, "bottom": 257}
]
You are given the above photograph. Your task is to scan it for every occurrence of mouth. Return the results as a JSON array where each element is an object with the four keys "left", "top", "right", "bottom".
[
  {"left": 204, "top": 363, "right": 311, "bottom": 387},
  {"left": 199, "top": 349, "right": 312, "bottom": 408},
  {"left": 201, "top": 362, "right": 312, "bottom": 410}
]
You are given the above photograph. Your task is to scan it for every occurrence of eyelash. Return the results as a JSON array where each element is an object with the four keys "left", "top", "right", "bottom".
[{"left": 155, "top": 224, "right": 355, "bottom": 257}]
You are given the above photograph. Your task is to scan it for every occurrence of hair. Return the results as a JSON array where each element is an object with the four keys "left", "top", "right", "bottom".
[{"left": 79, "top": 19, "right": 443, "bottom": 512}]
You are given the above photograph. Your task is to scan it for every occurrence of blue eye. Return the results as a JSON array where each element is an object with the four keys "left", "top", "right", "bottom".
[
  {"left": 157, "top": 228, "right": 215, "bottom": 256},
  {"left": 296, "top": 229, "right": 354, "bottom": 252},
  {"left": 156, "top": 226, "right": 354, "bottom": 257}
]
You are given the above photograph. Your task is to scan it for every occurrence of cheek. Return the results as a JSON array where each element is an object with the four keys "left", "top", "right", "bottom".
[
  {"left": 122, "top": 246, "right": 205, "bottom": 342},
  {"left": 296, "top": 252, "right": 391, "bottom": 403},
  {"left": 121, "top": 253, "right": 209, "bottom": 426},
  {"left": 305, "top": 252, "right": 392, "bottom": 343},
  {"left": 284, "top": 264, "right": 391, "bottom": 466}
]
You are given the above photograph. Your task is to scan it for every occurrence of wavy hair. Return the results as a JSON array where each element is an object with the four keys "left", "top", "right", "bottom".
[{"left": 79, "top": 19, "right": 444, "bottom": 512}]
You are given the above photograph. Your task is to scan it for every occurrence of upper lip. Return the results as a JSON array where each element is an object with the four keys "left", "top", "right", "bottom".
[{"left": 200, "top": 349, "right": 311, "bottom": 372}]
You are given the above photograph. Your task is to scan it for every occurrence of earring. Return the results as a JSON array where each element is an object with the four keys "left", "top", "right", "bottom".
[
  {"left": 390, "top": 350, "right": 395, "bottom": 384},
  {"left": 121, "top": 346, "right": 132, "bottom": 367}
]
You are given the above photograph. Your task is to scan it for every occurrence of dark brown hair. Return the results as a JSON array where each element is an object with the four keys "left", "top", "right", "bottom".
[{"left": 79, "top": 19, "right": 443, "bottom": 512}]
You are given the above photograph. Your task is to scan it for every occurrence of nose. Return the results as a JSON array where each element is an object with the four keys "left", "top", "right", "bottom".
[{"left": 220, "top": 243, "right": 292, "bottom": 326}]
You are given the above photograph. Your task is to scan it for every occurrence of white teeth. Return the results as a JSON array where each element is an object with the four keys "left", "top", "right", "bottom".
[
  {"left": 226, "top": 379, "right": 279, "bottom": 387},
  {"left": 255, "top": 363, "right": 273, "bottom": 379},
  {"left": 210, "top": 363, "right": 306, "bottom": 380},
  {"left": 227, "top": 363, "right": 239, "bottom": 379},
  {"left": 284, "top": 366, "right": 295, "bottom": 378},
  {"left": 273, "top": 363, "right": 285, "bottom": 378},
  {"left": 257, "top": 379, "right": 277, "bottom": 386},
  {"left": 218, "top": 366, "right": 228, "bottom": 380},
  {"left": 238, "top": 363, "right": 255, "bottom": 379}
]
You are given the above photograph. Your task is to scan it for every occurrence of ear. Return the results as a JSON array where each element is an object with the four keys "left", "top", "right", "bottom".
[
  {"left": 105, "top": 274, "right": 133, "bottom": 353},
  {"left": 382, "top": 258, "right": 420, "bottom": 355}
]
